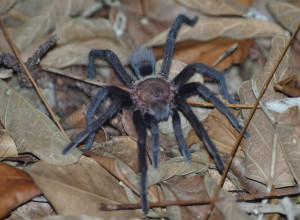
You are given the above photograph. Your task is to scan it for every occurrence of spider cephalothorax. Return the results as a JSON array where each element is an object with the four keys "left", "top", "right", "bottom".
[{"left": 62, "top": 15, "right": 248, "bottom": 214}]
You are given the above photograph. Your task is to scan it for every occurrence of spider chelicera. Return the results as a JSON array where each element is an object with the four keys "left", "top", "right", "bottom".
[{"left": 62, "top": 15, "right": 248, "bottom": 214}]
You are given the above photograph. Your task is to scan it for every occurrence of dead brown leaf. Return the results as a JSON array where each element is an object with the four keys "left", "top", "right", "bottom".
[
  {"left": 0, "top": 129, "right": 18, "bottom": 157},
  {"left": 154, "top": 38, "right": 253, "bottom": 71},
  {"left": 238, "top": 33, "right": 294, "bottom": 188},
  {"left": 273, "top": 75, "right": 300, "bottom": 97},
  {"left": 146, "top": 18, "right": 283, "bottom": 47},
  {"left": 161, "top": 175, "right": 222, "bottom": 219},
  {"left": 26, "top": 156, "right": 143, "bottom": 218},
  {"left": 175, "top": 0, "right": 247, "bottom": 16},
  {"left": 239, "top": 80, "right": 294, "bottom": 188},
  {"left": 0, "top": 80, "right": 82, "bottom": 165},
  {"left": 276, "top": 107, "right": 300, "bottom": 184},
  {"left": 205, "top": 175, "right": 252, "bottom": 220},
  {"left": 0, "top": 0, "right": 15, "bottom": 15},
  {"left": 268, "top": 2, "right": 300, "bottom": 41},
  {"left": 201, "top": 108, "right": 245, "bottom": 157},
  {"left": 41, "top": 38, "right": 130, "bottom": 68},
  {"left": 0, "top": 162, "right": 41, "bottom": 218}
]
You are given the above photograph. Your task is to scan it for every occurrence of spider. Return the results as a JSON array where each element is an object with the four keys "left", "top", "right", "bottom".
[{"left": 62, "top": 15, "right": 248, "bottom": 214}]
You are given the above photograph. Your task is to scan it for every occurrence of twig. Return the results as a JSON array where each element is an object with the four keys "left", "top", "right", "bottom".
[
  {"left": 203, "top": 23, "right": 300, "bottom": 220},
  {"left": 0, "top": 18, "right": 69, "bottom": 139},
  {"left": 99, "top": 186, "right": 300, "bottom": 211}
]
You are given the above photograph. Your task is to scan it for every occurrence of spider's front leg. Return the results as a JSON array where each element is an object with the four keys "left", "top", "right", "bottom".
[
  {"left": 132, "top": 110, "right": 149, "bottom": 214},
  {"left": 173, "top": 63, "right": 237, "bottom": 104},
  {"left": 88, "top": 49, "right": 136, "bottom": 88},
  {"left": 160, "top": 15, "right": 198, "bottom": 78}
]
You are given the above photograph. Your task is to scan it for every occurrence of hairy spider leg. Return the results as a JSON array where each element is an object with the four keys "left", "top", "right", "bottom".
[
  {"left": 132, "top": 110, "right": 149, "bottom": 214},
  {"left": 160, "top": 15, "right": 198, "bottom": 78},
  {"left": 144, "top": 114, "right": 160, "bottom": 168},
  {"left": 62, "top": 86, "right": 133, "bottom": 155},
  {"left": 173, "top": 63, "right": 237, "bottom": 104},
  {"left": 84, "top": 86, "right": 134, "bottom": 150},
  {"left": 175, "top": 95, "right": 225, "bottom": 173},
  {"left": 178, "top": 83, "right": 249, "bottom": 138},
  {"left": 171, "top": 109, "right": 191, "bottom": 163},
  {"left": 88, "top": 49, "right": 135, "bottom": 88}
]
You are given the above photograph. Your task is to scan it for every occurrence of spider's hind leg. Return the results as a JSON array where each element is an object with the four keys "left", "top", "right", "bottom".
[
  {"left": 160, "top": 15, "right": 198, "bottom": 78},
  {"left": 62, "top": 86, "right": 133, "bottom": 154},
  {"left": 132, "top": 110, "right": 149, "bottom": 214},
  {"left": 171, "top": 109, "right": 191, "bottom": 163},
  {"left": 175, "top": 95, "right": 225, "bottom": 173}
]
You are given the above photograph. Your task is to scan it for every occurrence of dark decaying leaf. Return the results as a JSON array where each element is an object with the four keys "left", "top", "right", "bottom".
[
  {"left": 0, "top": 80, "right": 81, "bottom": 165},
  {"left": 204, "top": 175, "right": 252, "bottom": 220},
  {"left": 0, "top": 162, "right": 41, "bottom": 219},
  {"left": 276, "top": 107, "right": 300, "bottom": 184},
  {"left": 25, "top": 156, "right": 143, "bottom": 218}
]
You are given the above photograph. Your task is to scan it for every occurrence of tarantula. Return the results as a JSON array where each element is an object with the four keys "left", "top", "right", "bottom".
[{"left": 62, "top": 15, "right": 248, "bottom": 214}]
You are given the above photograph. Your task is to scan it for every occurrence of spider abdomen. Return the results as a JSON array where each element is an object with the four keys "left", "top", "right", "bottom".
[{"left": 133, "top": 77, "right": 175, "bottom": 120}]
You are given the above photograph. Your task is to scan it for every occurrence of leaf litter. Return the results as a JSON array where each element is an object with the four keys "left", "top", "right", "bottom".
[{"left": 0, "top": 0, "right": 300, "bottom": 219}]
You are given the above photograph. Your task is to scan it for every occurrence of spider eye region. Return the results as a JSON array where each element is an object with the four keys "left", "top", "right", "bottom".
[{"left": 133, "top": 77, "right": 174, "bottom": 121}]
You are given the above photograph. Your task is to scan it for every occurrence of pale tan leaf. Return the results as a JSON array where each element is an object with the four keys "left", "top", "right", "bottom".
[
  {"left": 276, "top": 107, "right": 300, "bottom": 184},
  {"left": 0, "top": 129, "right": 18, "bottom": 157},
  {"left": 147, "top": 152, "right": 209, "bottom": 187},
  {"left": 56, "top": 17, "right": 116, "bottom": 46},
  {"left": 146, "top": 18, "right": 284, "bottom": 47},
  {"left": 0, "top": 0, "right": 96, "bottom": 53},
  {"left": 238, "top": 33, "right": 294, "bottom": 188},
  {"left": 25, "top": 156, "right": 143, "bottom": 218},
  {"left": 239, "top": 81, "right": 294, "bottom": 188},
  {"left": 0, "top": 0, "right": 16, "bottom": 14},
  {"left": 41, "top": 38, "right": 130, "bottom": 68},
  {"left": 268, "top": 2, "right": 300, "bottom": 40},
  {"left": 205, "top": 175, "right": 252, "bottom": 220},
  {"left": 175, "top": 0, "right": 247, "bottom": 16},
  {"left": 0, "top": 80, "right": 81, "bottom": 165}
]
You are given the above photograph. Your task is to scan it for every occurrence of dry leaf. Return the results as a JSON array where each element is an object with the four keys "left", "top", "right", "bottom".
[
  {"left": 56, "top": 16, "right": 116, "bottom": 46},
  {"left": 239, "top": 81, "right": 294, "bottom": 188},
  {"left": 0, "top": 162, "right": 41, "bottom": 218},
  {"left": 175, "top": 0, "right": 247, "bottom": 16},
  {"left": 61, "top": 105, "right": 87, "bottom": 130},
  {"left": 0, "top": 129, "right": 18, "bottom": 157},
  {"left": 204, "top": 175, "right": 252, "bottom": 220},
  {"left": 276, "top": 107, "right": 300, "bottom": 184},
  {"left": 200, "top": 108, "right": 245, "bottom": 157},
  {"left": 10, "top": 201, "right": 54, "bottom": 219},
  {"left": 0, "top": 0, "right": 16, "bottom": 15},
  {"left": 268, "top": 2, "right": 300, "bottom": 41},
  {"left": 154, "top": 38, "right": 253, "bottom": 71},
  {"left": 161, "top": 175, "right": 222, "bottom": 219},
  {"left": 0, "top": 80, "right": 81, "bottom": 165},
  {"left": 146, "top": 18, "right": 283, "bottom": 47},
  {"left": 26, "top": 156, "right": 143, "bottom": 218},
  {"left": 41, "top": 38, "right": 130, "bottom": 68},
  {"left": 238, "top": 33, "right": 294, "bottom": 188}
]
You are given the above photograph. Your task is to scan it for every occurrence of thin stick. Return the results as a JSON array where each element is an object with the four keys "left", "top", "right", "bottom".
[
  {"left": 0, "top": 18, "right": 69, "bottom": 139},
  {"left": 41, "top": 64, "right": 261, "bottom": 109},
  {"left": 99, "top": 186, "right": 300, "bottom": 211},
  {"left": 204, "top": 23, "right": 300, "bottom": 220}
]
